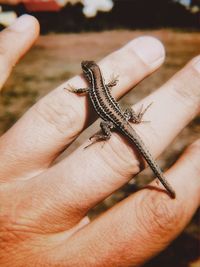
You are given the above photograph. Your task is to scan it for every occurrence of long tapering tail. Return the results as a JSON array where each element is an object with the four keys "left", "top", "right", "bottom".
[{"left": 121, "top": 124, "right": 176, "bottom": 198}]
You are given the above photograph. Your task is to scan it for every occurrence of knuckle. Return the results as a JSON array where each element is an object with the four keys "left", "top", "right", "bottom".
[
  {"left": 170, "top": 68, "right": 200, "bottom": 111},
  {"left": 104, "top": 133, "right": 141, "bottom": 176},
  {"left": 169, "top": 55, "right": 200, "bottom": 108},
  {"left": 33, "top": 94, "right": 82, "bottom": 137},
  {"left": 137, "top": 192, "right": 182, "bottom": 237}
]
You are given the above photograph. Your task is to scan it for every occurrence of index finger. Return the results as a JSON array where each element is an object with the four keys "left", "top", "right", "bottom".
[{"left": 0, "top": 15, "right": 39, "bottom": 89}]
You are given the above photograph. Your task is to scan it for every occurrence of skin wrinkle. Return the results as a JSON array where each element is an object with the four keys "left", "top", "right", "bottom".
[
  {"left": 69, "top": 155, "right": 121, "bottom": 196},
  {"left": 138, "top": 193, "right": 181, "bottom": 239},
  {"left": 60, "top": 204, "right": 146, "bottom": 267},
  {"left": 33, "top": 94, "right": 84, "bottom": 138},
  {"left": 22, "top": 174, "right": 89, "bottom": 232},
  {"left": 96, "top": 132, "right": 142, "bottom": 177},
  {"left": 0, "top": 140, "right": 46, "bottom": 181},
  {"left": 1, "top": 234, "right": 57, "bottom": 267},
  {"left": 61, "top": 142, "right": 138, "bottom": 200},
  {"left": 142, "top": 168, "right": 198, "bottom": 239},
  {"left": 170, "top": 67, "right": 200, "bottom": 109},
  {"left": 128, "top": 196, "right": 175, "bottom": 256}
]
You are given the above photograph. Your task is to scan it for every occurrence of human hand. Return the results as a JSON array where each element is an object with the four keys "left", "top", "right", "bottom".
[{"left": 1, "top": 15, "right": 200, "bottom": 267}]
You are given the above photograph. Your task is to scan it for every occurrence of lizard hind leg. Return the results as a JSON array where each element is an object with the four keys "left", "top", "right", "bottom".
[
  {"left": 124, "top": 102, "right": 153, "bottom": 124},
  {"left": 84, "top": 121, "right": 114, "bottom": 149},
  {"left": 106, "top": 74, "right": 119, "bottom": 89}
]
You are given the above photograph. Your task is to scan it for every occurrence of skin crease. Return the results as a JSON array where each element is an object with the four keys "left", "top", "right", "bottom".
[{"left": 0, "top": 14, "right": 200, "bottom": 267}]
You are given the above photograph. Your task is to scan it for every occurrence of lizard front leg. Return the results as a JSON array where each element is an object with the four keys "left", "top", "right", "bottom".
[
  {"left": 106, "top": 75, "right": 119, "bottom": 89},
  {"left": 124, "top": 103, "right": 153, "bottom": 124}
]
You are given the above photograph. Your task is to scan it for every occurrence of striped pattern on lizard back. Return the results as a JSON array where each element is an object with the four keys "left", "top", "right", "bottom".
[{"left": 80, "top": 60, "right": 176, "bottom": 198}]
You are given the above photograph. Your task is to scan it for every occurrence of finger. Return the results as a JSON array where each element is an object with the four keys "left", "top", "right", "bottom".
[
  {"left": 55, "top": 140, "right": 200, "bottom": 267},
  {"left": 33, "top": 55, "right": 200, "bottom": 223},
  {"left": 0, "top": 37, "right": 165, "bottom": 181},
  {"left": 0, "top": 15, "right": 39, "bottom": 89}
]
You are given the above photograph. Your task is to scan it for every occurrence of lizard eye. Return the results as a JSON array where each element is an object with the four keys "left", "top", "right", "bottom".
[{"left": 85, "top": 72, "right": 92, "bottom": 83}]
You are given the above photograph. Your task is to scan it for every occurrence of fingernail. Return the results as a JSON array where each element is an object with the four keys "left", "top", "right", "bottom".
[
  {"left": 9, "top": 14, "right": 33, "bottom": 32},
  {"left": 193, "top": 57, "right": 200, "bottom": 73},
  {"left": 130, "top": 36, "right": 165, "bottom": 68}
]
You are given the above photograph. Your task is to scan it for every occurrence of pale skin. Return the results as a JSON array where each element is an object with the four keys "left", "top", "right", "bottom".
[{"left": 0, "top": 15, "right": 200, "bottom": 267}]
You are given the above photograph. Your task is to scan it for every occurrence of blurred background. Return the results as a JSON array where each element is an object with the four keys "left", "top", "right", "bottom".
[{"left": 0, "top": 1, "right": 199, "bottom": 266}]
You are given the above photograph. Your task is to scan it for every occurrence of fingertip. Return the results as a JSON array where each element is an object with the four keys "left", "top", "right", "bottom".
[
  {"left": 126, "top": 36, "right": 165, "bottom": 69},
  {"left": 0, "top": 14, "right": 40, "bottom": 90},
  {"left": 9, "top": 14, "right": 40, "bottom": 39},
  {"left": 28, "top": 14, "right": 40, "bottom": 38}
]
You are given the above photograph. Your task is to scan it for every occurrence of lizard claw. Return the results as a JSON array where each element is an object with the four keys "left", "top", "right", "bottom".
[{"left": 64, "top": 84, "right": 76, "bottom": 93}]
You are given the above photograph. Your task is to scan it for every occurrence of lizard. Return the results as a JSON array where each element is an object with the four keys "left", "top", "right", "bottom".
[{"left": 66, "top": 60, "right": 176, "bottom": 198}]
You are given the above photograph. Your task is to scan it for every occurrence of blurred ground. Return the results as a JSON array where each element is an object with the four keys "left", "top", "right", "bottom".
[{"left": 0, "top": 29, "right": 199, "bottom": 266}]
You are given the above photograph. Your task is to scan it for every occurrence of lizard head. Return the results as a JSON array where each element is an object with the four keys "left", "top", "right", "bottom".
[
  {"left": 81, "top": 60, "right": 98, "bottom": 84},
  {"left": 81, "top": 60, "right": 97, "bottom": 71}
]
